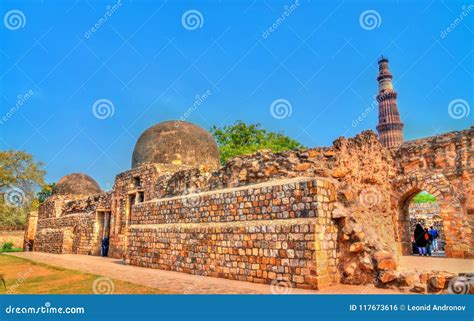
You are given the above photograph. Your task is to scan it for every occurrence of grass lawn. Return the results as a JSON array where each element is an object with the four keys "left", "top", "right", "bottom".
[
  {"left": 0, "top": 254, "right": 168, "bottom": 294},
  {"left": 0, "top": 248, "right": 23, "bottom": 253}
]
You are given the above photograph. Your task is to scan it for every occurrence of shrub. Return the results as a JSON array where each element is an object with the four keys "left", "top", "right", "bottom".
[{"left": 1, "top": 242, "right": 14, "bottom": 251}]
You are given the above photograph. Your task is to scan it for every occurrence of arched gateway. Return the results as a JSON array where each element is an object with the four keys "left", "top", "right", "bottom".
[{"left": 391, "top": 173, "right": 468, "bottom": 258}]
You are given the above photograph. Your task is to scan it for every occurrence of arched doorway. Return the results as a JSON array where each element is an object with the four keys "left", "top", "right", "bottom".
[
  {"left": 393, "top": 173, "right": 468, "bottom": 258},
  {"left": 407, "top": 191, "right": 445, "bottom": 257}
]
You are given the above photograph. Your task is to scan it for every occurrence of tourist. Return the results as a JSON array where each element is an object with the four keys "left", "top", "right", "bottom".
[
  {"left": 430, "top": 226, "right": 439, "bottom": 252},
  {"left": 101, "top": 236, "right": 110, "bottom": 257},
  {"left": 414, "top": 224, "right": 427, "bottom": 256},
  {"left": 425, "top": 227, "right": 433, "bottom": 256}
]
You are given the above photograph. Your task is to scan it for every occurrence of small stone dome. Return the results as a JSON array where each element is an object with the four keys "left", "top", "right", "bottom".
[
  {"left": 132, "top": 121, "right": 220, "bottom": 169},
  {"left": 54, "top": 173, "right": 101, "bottom": 196}
]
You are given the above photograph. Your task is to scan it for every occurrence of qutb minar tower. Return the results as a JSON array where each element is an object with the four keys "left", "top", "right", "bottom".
[{"left": 376, "top": 56, "right": 404, "bottom": 148}]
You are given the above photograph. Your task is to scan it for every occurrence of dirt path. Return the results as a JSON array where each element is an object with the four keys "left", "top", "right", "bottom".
[
  {"left": 8, "top": 252, "right": 400, "bottom": 294},
  {"left": 398, "top": 255, "right": 474, "bottom": 274}
]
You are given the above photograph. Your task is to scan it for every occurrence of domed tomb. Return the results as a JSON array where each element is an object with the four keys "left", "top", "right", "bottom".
[
  {"left": 54, "top": 173, "right": 102, "bottom": 196},
  {"left": 131, "top": 121, "right": 220, "bottom": 169}
]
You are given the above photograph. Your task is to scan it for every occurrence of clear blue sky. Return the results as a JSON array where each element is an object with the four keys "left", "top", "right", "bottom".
[{"left": 1, "top": 0, "right": 472, "bottom": 189}]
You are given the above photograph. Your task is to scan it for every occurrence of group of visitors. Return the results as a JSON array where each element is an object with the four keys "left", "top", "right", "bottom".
[{"left": 412, "top": 224, "right": 439, "bottom": 256}]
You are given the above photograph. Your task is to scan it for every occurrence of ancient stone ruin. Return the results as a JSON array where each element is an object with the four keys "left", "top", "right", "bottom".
[{"left": 24, "top": 58, "right": 473, "bottom": 293}]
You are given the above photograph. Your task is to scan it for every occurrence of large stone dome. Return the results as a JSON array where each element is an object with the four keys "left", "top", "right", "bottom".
[
  {"left": 54, "top": 173, "right": 101, "bottom": 196},
  {"left": 132, "top": 121, "right": 220, "bottom": 169}
]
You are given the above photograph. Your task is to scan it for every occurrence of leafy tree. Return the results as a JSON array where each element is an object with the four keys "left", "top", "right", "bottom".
[
  {"left": 210, "top": 121, "right": 304, "bottom": 164},
  {"left": 411, "top": 191, "right": 437, "bottom": 204},
  {"left": 0, "top": 150, "right": 46, "bottom": 229},
  {"left": 37, "top": 183, "right": 55, "bottom": 203}
]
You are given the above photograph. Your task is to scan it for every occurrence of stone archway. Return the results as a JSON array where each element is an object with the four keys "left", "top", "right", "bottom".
[{"left": 391, "top": 173, "right": 467, "bottom": 258}]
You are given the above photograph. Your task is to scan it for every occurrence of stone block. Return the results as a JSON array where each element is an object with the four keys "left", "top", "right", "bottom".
[{"left": 373, "top": 251, "right": 397, "bottom": 271}]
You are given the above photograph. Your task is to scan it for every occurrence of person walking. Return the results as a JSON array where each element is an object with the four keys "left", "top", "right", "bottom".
[
  {"left": 425, "top": 227, "right": 433, "bottom": 256},
  {"left": 414, "top": 224, "right": 427, "bottom": 256},
  {"left": 429, "top": 226, "right": 439, "bottom": 252}
]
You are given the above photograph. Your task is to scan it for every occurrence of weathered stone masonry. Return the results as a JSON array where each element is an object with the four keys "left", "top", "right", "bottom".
[
  {"left": 30, "top": 192, "right": 111, "bottom": 256},
  {"left": 127, "top": 178, "right": 338, "bottom": 289},
  {"left": 25, "top": 122, "right": 473, "bottom": 292},
  {"left": 392, "top": 127, "right": 473, "bottom": 258}
]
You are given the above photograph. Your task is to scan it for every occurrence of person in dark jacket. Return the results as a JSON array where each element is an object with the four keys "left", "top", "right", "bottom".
[
  {"left": 414, "top": 224, "right": 427, "bottom": 256},
  {"left": 101, "top": 236, "right": 109, "bottom": 257}
]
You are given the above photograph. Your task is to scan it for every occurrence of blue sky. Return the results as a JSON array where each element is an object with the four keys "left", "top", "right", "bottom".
[{"left": 0, "top": 0, "right": 472, "bottom": 189}]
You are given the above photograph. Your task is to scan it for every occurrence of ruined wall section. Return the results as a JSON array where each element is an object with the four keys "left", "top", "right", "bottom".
[
  {"left": 61, "top": 192, "right": 112, "bottom": 214},
  {"left": 127, "top": 177, "right": 338, "bottom": 290},
  {"left": 33, "top": 192, "right": 111, "bottom": 255},
  {"left": 37, "top": 195, "right": 68, "bottom": 220},
  {"left": 392, "top": 127, "right": 473, "bottom": 258},
  {"left": 34, "top": 213, "right": 95, "bottom": 254},
  {"left": 134, "top": 131, "right": 398, "bottom": 286}
]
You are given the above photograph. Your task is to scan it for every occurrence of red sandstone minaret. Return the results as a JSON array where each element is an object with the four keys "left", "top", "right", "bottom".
[{"left": 376, "top": 56, "right": 404, "bottom": 149}]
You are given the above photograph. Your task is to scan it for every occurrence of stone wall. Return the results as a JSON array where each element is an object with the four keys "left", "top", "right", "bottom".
[
  {"left": 147, "top": 131, "right": 397, "bottom": 255},
  {"left": 409, "top": 202, "right": 440, "bottom": 216},
  {"left": 109, "top": 163, "right": 190, "bottom": 259},
  {"left": 127, "top": 177, "right": 338, "bottom": 289},
  {"left": 34, "top": 213, "right": 98, "bottom": 255},
  {"left": 32, "top": 192, "right": 112, "bottom": 255},
  {"left": 34, "top": 229, "right": 64, "bottom": 254},
  {"left": 391, "top": 127, "right": 473, "bottom": 258},
  {"left": 88, "top": 131, "right": 400, "bottom": 288},
  {"left": 25, "top": 126, "right": 473, "bottom": 291}
]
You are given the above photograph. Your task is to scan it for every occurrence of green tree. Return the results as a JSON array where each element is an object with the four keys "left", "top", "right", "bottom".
[
  {"left": 0, "top": 150, "right": 46, "bottom": 229},
  {"left": 37, "top": 183, "right": 55, "bottom": 203},
  {"left": 411, "top": 191, "right": 437, "bottom": 204},
  {"left": 210, "top": 121, "right": 304, "bottom": 164}
]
